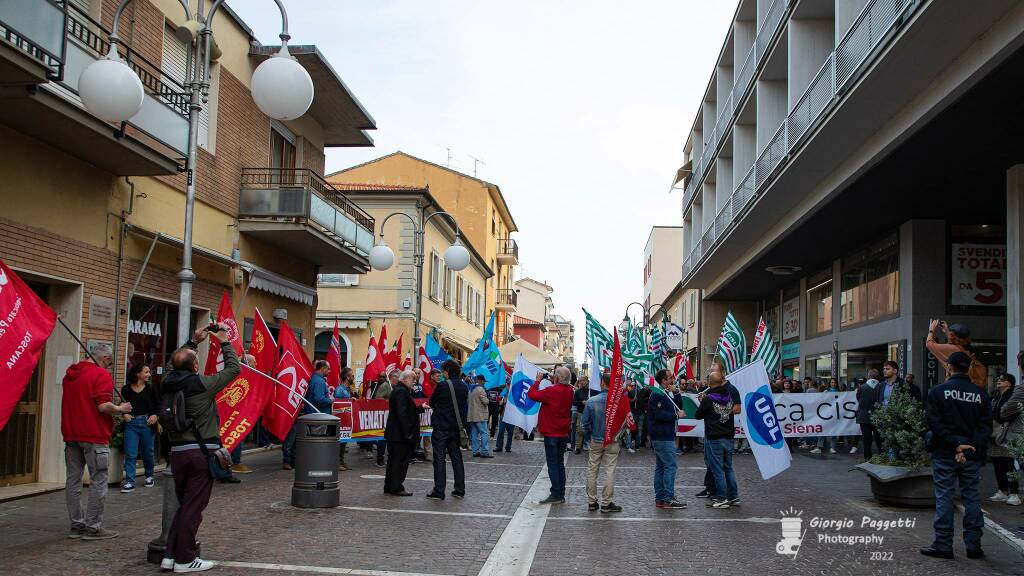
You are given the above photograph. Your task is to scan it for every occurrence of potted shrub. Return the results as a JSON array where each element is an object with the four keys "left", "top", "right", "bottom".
[{"left": 854, "top": 389, "right": 934, "bottom": 507}]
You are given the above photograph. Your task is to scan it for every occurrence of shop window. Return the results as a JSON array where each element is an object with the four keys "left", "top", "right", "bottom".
[
  {"left": 804, "top": 353, "right": 832, "bottom": 384},
  {"left": 806, "top": 269, "right": 833, "bottom": 337},
  {"left": 840, "top": 234, "right": 899, "bottom": 327}
]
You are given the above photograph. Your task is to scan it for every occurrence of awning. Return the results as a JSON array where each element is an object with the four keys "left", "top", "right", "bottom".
[{"left": 240, "top": 262, "right": 316, "bottom": 306}]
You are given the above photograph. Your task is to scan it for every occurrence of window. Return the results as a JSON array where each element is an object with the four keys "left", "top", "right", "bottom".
[
  {"left": 317, "top": 274, "right": 359, "bottom": 286},
  {"left": 429, "top": 251, "right": 440, "bottom": 301},
  {"left": 162, "top": 24, "right": 211, "bottom": 149},
  {"left": 270, "top": 126, "right": 296, "bottom": 184},
  {"left": 806, "top": 268, "right": 833, "bottom": 336},
  {"left": 841, "top": 234, "right": 899, "bottom": 326},
  {"left": 444, "top": 267, "right": 454, "bottom": 309},
  {"left": 456, "top": 276, "right": 464, "bottom": 316},
  {"left": 688, "top": 292, "right": 696, "bottom": 327}
]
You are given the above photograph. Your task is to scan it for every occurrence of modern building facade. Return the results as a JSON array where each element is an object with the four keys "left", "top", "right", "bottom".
[
  {"left": 674, "top": 0, "right": 1024, "bottom": 387},
  {"left": 0, "top": 0, "right": 374, "bottom": 487},
  {"left": 643, "top": 226, "right": 683, "bottom": 313},
  {"left": 314, "top": 185, "right": 493, "bottom": 381},
  {"left": 326, "top": 152, "right": 520, "bottom": 345}
]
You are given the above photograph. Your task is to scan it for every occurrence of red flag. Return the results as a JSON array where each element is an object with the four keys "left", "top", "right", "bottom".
[
  {"left": 378, "top": 323, "right": 389, "bottom": 358},
  {"left": 362, "top": 332, "right": 386, "bottom": 391},
  {"left": 248, "top": 308, "right": 277, "bottom": 374},
  {"left": 417, "top": 345, "right": 433, "bottom": 390},
  {"left": 204, "top": 291, "right": 241, "bottom": 376},
  {"left": 326, "top": 320, "right": 342, "bottom": 394},
  {"left": 400, "top": 352, "right": 411, "bottom": 371},
  {"left": 386, "top": 333, "right": 403, "bottom": 374},
  {"left": 604, "top": 332, "right": 630, "bottom": 446},
  {"left": 262, "top": 321, "right": 313, "bottom": 439},
  {"left": 0, "top": 260, "right": 57, "bottom": 431},
  {"left": 216, "top": 365, "right": 275, "bottom": 450}
]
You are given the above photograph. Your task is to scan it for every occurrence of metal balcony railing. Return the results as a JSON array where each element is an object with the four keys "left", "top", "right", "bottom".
[
  {"left": 0, "top": 0, "right": 67, "bottom": 79},
  {"left": 495, "top": 288, "right": 518, "bottom": 309},
  {"left": 240, "top": 168, "right": 376, "bottom": 255},
  {"left": 681, "top": 0, "right": 918, "bottom": 283},
  {"left": 497, "top": 237, "right": 519, "bottom": 261}
]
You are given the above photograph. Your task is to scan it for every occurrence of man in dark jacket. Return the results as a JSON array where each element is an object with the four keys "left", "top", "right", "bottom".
[
  {"left": 648, "top": 370, "right": 686, "bottom": 509},
  {"left": 383, "top": 369, "right": 424, "bottom": 496},
  {"left": 161, "top": 326, "right": 239, "bottom": 572},
  {"left": 427, "top": 360, "right": 469, "bottom": 500},
  {"left": 921, "top": 352, "right": 991, "bottom": 560},
  {"left": 696, "top": 372, "right": 739, "bottom": 509},
  {"left": 856, "top": 369, "right": 884, "bottom": 460},
  {"left": 571, "top": 380, "right": 594, "bottom": 454}
]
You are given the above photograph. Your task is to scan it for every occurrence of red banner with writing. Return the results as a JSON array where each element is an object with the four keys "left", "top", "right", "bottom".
[
  {"left": 604, "top": 332, "right": 630, "bottom": 446},
  {"left": 332, "top": 398, "right": 432, "bottom": 442},
  {"left": 204, "top": 291, "right": 242, "bottom": 376},
  {"left": 216, "top": 365, "right": 275, "bottom": 450},
  {"left": 263, "top": 321, "right": 312, "bottom": 439},
  {"left": 0, "top": 260, "right": 57, "bottom": 431}
]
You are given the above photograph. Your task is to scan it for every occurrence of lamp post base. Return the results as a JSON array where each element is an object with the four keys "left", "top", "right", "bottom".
[{"left": 145, "top": 467, "right": 200, "bottom": 564}]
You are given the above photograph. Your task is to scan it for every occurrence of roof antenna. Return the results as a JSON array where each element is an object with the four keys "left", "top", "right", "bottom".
[
  {"left": 468, "top": 154, "right": 485, "bottom": 177},
  {"left": 446, "top": 147, "right": 452, "bottom": 168}
]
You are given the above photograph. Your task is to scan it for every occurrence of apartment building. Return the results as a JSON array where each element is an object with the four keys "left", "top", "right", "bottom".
[
  {"left": 674, "top": 0, "right": 1024, "bottom": 385},
  {"left": 0, "top": 0, "right": 374, "bottom": 487}
]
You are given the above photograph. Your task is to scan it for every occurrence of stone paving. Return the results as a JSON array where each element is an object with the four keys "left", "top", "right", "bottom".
[{"left": 0, "top": 440, "right": 1021, "bottom": 575}]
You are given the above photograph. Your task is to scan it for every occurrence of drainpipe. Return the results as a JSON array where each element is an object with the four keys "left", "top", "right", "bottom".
[{"left": 112, "top": 176, "right": 137, "bottom": 382}]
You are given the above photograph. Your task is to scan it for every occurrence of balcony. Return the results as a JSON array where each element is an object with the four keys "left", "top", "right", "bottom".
[
  {"left": 239, "top": 168, "right": 375, "bottom": 274},
  {"left": 496, "top": 237, "right": 519, "bottom": 266},
  {"left": 495, "top": 288, "right": 517, "bottom": 312},
  {"left": 0, "top": 1, "right": 186, "bottom": 175}
]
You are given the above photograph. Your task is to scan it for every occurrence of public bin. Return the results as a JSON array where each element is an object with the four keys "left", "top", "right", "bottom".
[{"left": 291, "top": 412, "right": 341, "bottom": 508}]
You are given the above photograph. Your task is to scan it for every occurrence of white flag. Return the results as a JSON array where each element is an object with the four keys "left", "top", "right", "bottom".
[
  {"left": 502, "top": 353, "right": 542, "bottom": 435},
  {"left": 588, "top": 352, "right": 601, "bottom": 391},
  {"left": 728, "top": 359, "right": 791, "bottom": 480}
]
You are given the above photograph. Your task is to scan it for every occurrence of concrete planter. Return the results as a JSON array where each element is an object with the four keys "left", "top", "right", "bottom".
[{"left": 855, "top": 462, "right": 934, "bottom": 507}]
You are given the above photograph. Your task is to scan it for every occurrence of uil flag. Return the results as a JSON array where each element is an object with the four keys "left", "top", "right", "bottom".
[
  {"left": 216, "top": 365, "right": 274, "bottom": 450},
  {"left": 716, "top": 311, "right": 747, "bottom": 374},
  {"left": 362, "top": 332, "right": 386, "bottom": 388},
  {"left": 604, "top": 333, "right": 630, "bottom": 446},
  {"left": 326, "top": 320, "right": 342, "bottom": 392},
  {"left": 750, "top": 316, "right": 781, "bottom": 379},
  {"left": 204, "top": 291, "right": 242, "bottom": 376},
  {"left": 248, "top": 308, "right": 277, "bottom": 374},
  {"left": 0, "top": 260, "right": 57, "bottom": 431},
  {"left": 263, "top": 321, "right": 313, "bottom": 440},
  {"left": 463, "top": 312, "right": 496, "bottom": 373},
  {"left": 417, "top": 346, "right": 433, "bottom": 389},
  {"left": 425, "top": 334, "right": 451, "bottom": 368},
  {"left": 502, "top": 353, "right": 541, "bottom": 435}
]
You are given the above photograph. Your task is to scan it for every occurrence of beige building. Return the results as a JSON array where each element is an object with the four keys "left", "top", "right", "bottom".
[
  {"left": 0, "top": 0, "right": 374, "bottom": 488},
  {"left": 315, "top": 186, "right": 493, "bottom": 382},
  {"left": 660, "top": 282, "right": 702, "bottom": 376},
  {"left": 643, "top": 226, "right": 684, "bottom": 313},
  {"left": 326, "top": 152, "right": 520, "bottom": 345}
]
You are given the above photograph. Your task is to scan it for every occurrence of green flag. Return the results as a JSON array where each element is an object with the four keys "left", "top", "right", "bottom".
[
  {"left": 750, "top": 316, "right": 780, "bottom": 379},
  {"left": 716, "top": 311, "right": 747, "bottom": 373},
  {"left": 584, "top": 308, "right": 614, "bottom": 369}
]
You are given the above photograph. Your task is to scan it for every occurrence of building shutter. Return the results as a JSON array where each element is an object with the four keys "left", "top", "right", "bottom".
[{"left": 162, "top": 24, "right": 210, "bottom": 149}]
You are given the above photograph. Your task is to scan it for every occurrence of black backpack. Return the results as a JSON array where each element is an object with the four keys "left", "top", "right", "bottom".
[{"left": 158, "top": 388, "right": 193, "bottom": 433}]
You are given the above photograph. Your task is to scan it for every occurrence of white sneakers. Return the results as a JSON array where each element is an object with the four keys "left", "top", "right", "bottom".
[
  {"left": 849, "top": 446, "right": 858, "bottom": 454},
  {"left": 1008, "top": 494, "right": 1022, "bottom": 506},
  {"left": 829, "top": 448, "right": 837, "bottom": 454},
  {"left": 989, "top": 491, "right": 1008, "bottom": 502},
  {"left": 164, "top": 558, "right": 215, "bottom": 573},
  {"left": 810, "top": 448, "right": 821, "bottom": 454}
]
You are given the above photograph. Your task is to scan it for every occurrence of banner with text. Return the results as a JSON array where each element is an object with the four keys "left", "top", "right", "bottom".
[
  {"left": 332, "top": 398, "right": 433, "bottom": 442},
  {"left": 676, "top": 391, "right": 859, "bottom": 438}
]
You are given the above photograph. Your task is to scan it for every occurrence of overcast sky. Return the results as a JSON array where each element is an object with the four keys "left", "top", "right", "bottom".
[{"left": 231, "top": 0, "right": 738, "bottom": 362}]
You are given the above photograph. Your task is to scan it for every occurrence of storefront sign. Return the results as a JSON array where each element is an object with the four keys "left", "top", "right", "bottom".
[
  {"left": 924, "top": 342, "right": 940, "bottom": 389},
  {"left": 332, "top": 398, "right": 433, "bottom": 442},
  {"left": 128, "top": 320, "right": 162, "bottom": 337},
  {"left": 676, "top": 391, "right": 858, "bottom": 438},
  {"left": 951, "top": 243, "right": 1006, "bottom": 306},
  {"left": 665, "top": 322, "right": 684, "bottom": 351},
  {"left": 781, "top": 342, "right": 800, "bottom": 361},
  {"left": 782, "top": 297, "right": 800, "bottom": 340},
  {"left": 87, "top": 295, "right": 116, "bottom": 329}
]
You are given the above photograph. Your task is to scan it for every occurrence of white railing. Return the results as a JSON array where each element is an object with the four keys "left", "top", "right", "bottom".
[
  {"left": 681, "top": 0, "right": 918, "bottom": 282},
  {"left": 732, "top": 41, "right": 757, "bottom": 108},
  {"left": 756, "top": 0, "right": 787, "bottom": 64}
]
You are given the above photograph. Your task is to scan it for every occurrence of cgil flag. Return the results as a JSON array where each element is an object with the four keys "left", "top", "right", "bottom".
[
  {"left": 362, "top": 330, "right": 386, "bottom": 388},
  {"left": 716, "top": 311, "right": 747, "bottom": 374},
  {"left": 0, "top": 259, "right": 57, "bottom": 431},
  {"left": 750, "top": 316, "right": 781, "bottom": 379},
  {"left": 417, "top": 345, "right": 433, "bottom": 388},
  {"left": 248, "top": 308, "right": 277, "bottom": 375},
  {"left": 326, "top": 320, "right": 342, "bottom": 395},
  {"left": 502, "top": 353, "right": 542, "bottom": 435},
  {"left": 204, "top": 291, "right": 242, "bottom": 376},
  {"left": 263, "top": 321, "right": 313, "bottom": 440}
]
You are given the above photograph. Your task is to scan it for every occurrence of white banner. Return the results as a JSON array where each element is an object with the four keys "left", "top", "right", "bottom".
[{"left": 676, "top": 392, "right": 859, "bottom": 438}]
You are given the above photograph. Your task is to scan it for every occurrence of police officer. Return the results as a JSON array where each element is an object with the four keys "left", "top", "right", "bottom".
[{"left": 920, "top": 351, "right": 991, "bottom": 560}]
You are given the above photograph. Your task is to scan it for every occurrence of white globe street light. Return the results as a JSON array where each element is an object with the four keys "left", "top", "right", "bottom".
[
  {"left": 251, "top": 44, "right": 314, "bottom": 121},
  {"left": 78, "top": 46, "right": 144, "bottom": 122},
  {"left": 444, "top": 238, "right": 470, "bottom": 271},
  {"left": 368, "top": 241, "right": 396, "bottom": 271}
]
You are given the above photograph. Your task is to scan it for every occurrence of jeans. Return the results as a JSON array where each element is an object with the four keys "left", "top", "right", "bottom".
[
  {"left": 652, "top": 440, "right": 678, "bottom": 502},
  {"left": 166, "top": 448, "right": 214, "bottom": 564},
  {"left": 704, "top": 437, "right": 738, "bottom": 500},
  {"left": 431, "top": 428, "right": 465, "bottom": 496},
  {"left": 932, "top": 458, "right": 983, "bottom": 552},
  {"left": 817, "top": 436, "right": 834, "bottom": 451},
  {"left": 543, "top": 436, "right": 568, "bottom": 499},
  {"left": 468, "top": 421, "right": 491, "bottom": 455},
  {"left": 860, "top": 424, "right": 883, "bottom": 459},
  {"left": 231, "top": 445, "right": 242, "bottom": 465},
  {"left": 282, "top": 422, "right": 298, "bottom": 465},
  {"left": 631, "top": 413, "right": 647, "bottom": 448},
  {"left": 495, "top": 421, "right": 514, "bottom": 451},
  {"left": 65, "top": 442, "right": 108, "bottom": 531},
  {"left": 122, "top": 416, "right": 155, "bottom": 482}
]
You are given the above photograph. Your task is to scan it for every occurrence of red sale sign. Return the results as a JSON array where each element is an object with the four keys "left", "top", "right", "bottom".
[
  {"left": 0, "top": 260, "right": 57, "bottom": 431},
  {"left": 332, "top": 398, "right": 432, "bottom": 442},
  {"left": 952, "top": 243, "right": 1006, "bottom": 306}
]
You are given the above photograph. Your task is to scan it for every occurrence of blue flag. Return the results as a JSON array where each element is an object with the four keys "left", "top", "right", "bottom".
[
  {"left": 425, "top": 334, "right": 450, "bottom": 369},
  {"left": 463, "top": 312, "right": 496, "bottom": 373}
]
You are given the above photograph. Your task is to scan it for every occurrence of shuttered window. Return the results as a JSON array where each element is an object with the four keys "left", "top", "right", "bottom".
[{"left": 162, "top": 24, "right": 210, "bottom": 150}]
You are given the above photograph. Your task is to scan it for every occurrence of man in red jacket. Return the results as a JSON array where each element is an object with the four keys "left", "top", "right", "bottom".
[
  {"left": 528, "top": 365, "right": 574, "bottom": 504},
  {"left": 61, "top": 343, "right": 132, "bottom": 541}
]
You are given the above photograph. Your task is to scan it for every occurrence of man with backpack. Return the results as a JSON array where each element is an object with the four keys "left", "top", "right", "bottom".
[{"left": 159, "top": 326, "right": 240, "bottom": 573}]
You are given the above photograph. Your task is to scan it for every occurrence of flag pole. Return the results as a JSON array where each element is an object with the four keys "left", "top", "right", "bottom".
[{"left": 55, "top": 315, "right": 125, "bottom": 402}]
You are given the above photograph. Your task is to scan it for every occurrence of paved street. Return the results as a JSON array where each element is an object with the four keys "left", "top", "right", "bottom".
[{"left": 1, "top": 440, "right": 1022, "bottom": 576}]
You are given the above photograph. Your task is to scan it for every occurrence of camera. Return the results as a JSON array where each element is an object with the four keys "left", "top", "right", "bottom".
[{"left": 207, "top": 322, "right": 227, "bottom": 333}]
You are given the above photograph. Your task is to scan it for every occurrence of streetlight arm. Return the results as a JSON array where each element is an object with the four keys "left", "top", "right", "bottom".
[
  {"left": 110, "top": 0, "right": 192, "bottom": 45},
  {"left": 423, "top": 210, "right": 464, "bottom": 240},
  {"left": 376, "top": 211, "right": 420, "bottom": 238},
  {"left": 207, "top": 0, "right": 291, "bottom": 43}
]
